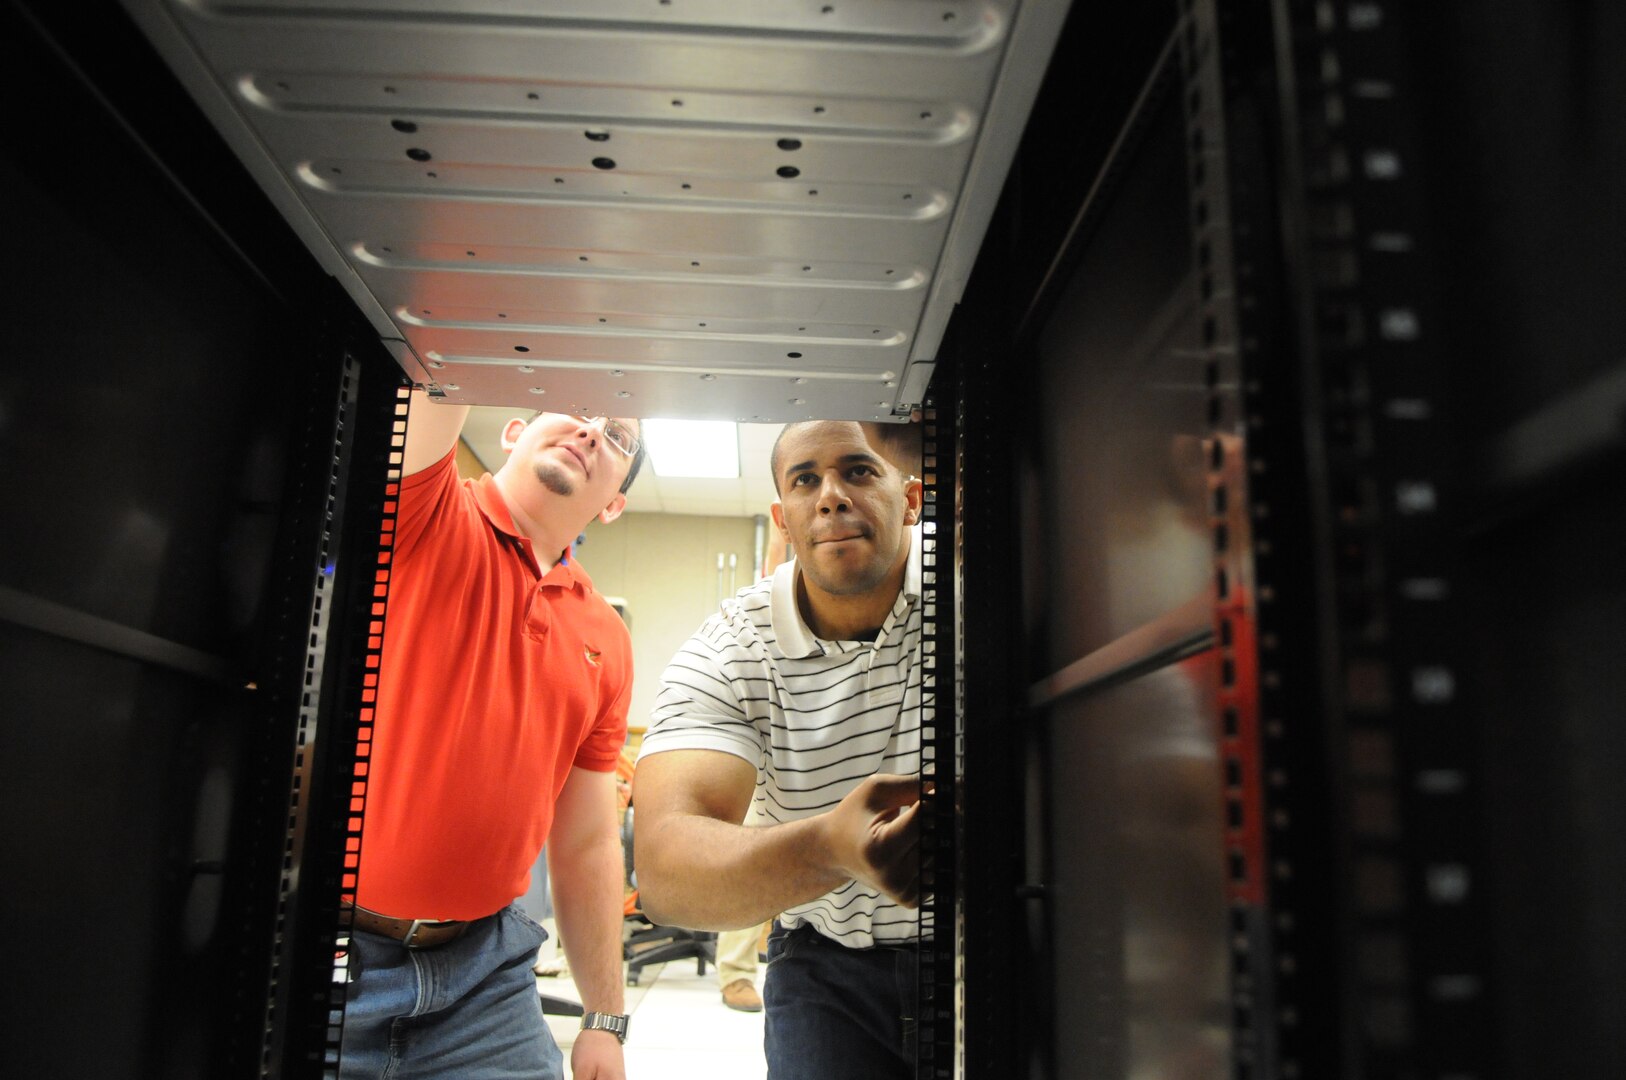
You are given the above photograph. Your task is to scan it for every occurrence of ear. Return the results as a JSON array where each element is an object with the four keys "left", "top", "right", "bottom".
[
  {"left": 596, "top": 491, "right": 629, "bottom": 526},
  {"left": 499, "top": 417, "right": 528, "bottom": 453},
  {"left": 770, "top": 500, "right": 790, "bottom": 540},
  {"left": 902, "top": 476, "right": 924, "bottom": 526}
]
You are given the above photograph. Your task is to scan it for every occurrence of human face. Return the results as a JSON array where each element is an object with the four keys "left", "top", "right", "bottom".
[
  {"left": 771, "top": 421, "right": 921, "bottom": 598},
  {"left": 506, "top": 413, "right": 640, "bottom": 507}
]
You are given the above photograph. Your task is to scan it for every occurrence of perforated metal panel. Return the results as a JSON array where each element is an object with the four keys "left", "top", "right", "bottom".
[{"left": 121, "top": 0, "right": 1072, "bottom": 422}]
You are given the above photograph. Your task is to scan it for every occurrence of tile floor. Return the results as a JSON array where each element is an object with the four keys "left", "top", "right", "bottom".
[{"left": 538, "top": 932, "right": 766, "bottom": 1080}]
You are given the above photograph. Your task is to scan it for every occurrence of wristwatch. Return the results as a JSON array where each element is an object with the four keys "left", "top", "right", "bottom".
[{"left": 580, "top": 1011, "right": 630, "bottom": 1045}]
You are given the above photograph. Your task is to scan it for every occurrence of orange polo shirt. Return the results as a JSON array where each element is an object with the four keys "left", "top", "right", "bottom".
[{"left": 356, "top": 450, "right": 631, "bottom": 920}]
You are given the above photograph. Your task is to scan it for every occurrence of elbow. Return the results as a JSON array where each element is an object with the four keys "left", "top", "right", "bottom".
[
  {"left": 636, "top": 884, "right": 676, "bottom": 928},
  {"left": 631, "top": 827, "right": 680, "bottom": 926}
]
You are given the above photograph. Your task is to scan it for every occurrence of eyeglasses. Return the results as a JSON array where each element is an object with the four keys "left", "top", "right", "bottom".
[{"left": 576, "top": 416, "right": 641, "bottom": 459}]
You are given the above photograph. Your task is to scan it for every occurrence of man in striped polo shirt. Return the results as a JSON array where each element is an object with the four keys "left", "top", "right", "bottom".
[{"left": 634, "top": 420, "right": 928, "bottom": 1080}]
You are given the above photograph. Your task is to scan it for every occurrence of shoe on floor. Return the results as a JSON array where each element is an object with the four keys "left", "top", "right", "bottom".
[{"left": 722, "top": 978, "right": 763, "bottom": 1012}]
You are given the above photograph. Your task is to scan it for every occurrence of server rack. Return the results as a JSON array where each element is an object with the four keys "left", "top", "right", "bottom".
[{"left": 6, "top": 1, "right": 1624, "bottom": 1078}]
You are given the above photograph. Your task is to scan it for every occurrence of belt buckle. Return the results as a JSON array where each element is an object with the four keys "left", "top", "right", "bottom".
[{"left": 401, "top": 919, "right": 431, "bottom": 949}]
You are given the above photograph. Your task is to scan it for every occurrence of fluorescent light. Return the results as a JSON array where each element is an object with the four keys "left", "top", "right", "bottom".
[{"left": 641, "top": 419, "right": 740, "bottom": 478}]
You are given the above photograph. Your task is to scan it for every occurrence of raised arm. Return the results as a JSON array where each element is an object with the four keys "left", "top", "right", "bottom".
[
  {"left": 632, "top": 749, "right": 924, "bottom": 931},
  {"left": 402, "top": 388, "right": 472, "bottom": 476}
]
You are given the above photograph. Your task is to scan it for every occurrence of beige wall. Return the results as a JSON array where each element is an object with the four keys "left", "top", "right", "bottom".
[{"left": 576, "top": 512, "right": 764, "bottom": 741}]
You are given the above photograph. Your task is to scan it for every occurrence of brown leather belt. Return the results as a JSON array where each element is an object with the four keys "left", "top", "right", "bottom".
[{"left": 345, "top": 904, "right": 469, "bottom": 950}]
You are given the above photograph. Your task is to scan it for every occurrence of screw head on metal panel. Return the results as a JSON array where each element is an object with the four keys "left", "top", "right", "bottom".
[
  {"left": 592, "top": 157, "right": 616, "bottom": 170},
  {"left": 616, "top": 391, "right": 631, "bottom": 398},
  {"left": 517, "top": 365, "right": 535, "bottom": 373},
  {"left": 529, "top": 387, "right": 546, "bottom": 394},
  {"left": 406, "top": 148, "right": 431, "bottom": 162},
  {"left": 700, "top": 374, "right": 717, "bottom": 381}
]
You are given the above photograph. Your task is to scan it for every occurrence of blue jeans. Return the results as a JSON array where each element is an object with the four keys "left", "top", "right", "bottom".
[
  {"left": 339, "top": 903, "right": 563, "bottom": 1080},
  {"left": 763, "top": 923, "right": 918, "bottom": 1080}
]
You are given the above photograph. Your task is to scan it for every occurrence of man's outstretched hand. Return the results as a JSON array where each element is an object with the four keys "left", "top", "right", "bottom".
[{"left": 821, "top": 774, "right": 928, "bottom": 908}]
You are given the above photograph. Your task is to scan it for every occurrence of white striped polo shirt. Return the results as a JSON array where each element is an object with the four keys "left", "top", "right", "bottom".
[{"left": 639, "top": 535, "right": 931, "bottom": 947}]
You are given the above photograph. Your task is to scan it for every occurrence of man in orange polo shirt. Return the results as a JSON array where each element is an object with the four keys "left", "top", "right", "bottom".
[{"left": 341, "top": 390, "right": 644, "bottom": 1080}]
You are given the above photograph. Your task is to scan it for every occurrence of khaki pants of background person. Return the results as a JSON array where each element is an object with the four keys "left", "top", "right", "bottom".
[{"left": 717, "top": 921, "right": 769, "bottom": 987}]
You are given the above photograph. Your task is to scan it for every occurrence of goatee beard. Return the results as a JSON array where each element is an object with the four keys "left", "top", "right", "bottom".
[{"left": 534, "top": 462, "right": 575, "bottom": 497}]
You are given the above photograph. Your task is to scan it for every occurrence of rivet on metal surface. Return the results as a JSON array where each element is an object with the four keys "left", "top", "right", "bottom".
[
  {"left": 516, "top": 365, "right": 534, "bottom": 373},
  {"left": 700, "top": 374, "right": 717, "bottom": 381},
  {"left": 616, "top": 391, "right": 631, "bottom": 398},
  {"left": 584, "top": 129, "right": 610, "bottom": 142},
  {"left": 406, "top": 148, "right": 431, "bottom": 162},
  {"left": 777, "top": 166, "right": 800, "bottom": 178},
  {"left": 529, "top": 388, "right": 546, "bottom": 395},
  {"left": 592, "top": 157, "right": 616, "bottom": 170},
  {"left": 777, "top": 138, "right": 802, "bottom": 151}
]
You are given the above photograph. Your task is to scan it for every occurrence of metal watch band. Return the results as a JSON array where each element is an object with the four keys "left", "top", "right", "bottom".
[{"left": 579, "top": 1011, "right": 629, "bottom": 1045}]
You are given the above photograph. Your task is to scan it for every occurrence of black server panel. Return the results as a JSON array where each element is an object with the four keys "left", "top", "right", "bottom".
[
  {"left": 3, "top": 5, "right": 403, "bottom": 1077},
  {"left": 948, "top": 1, "right": 1626, "bottom": 1078}
]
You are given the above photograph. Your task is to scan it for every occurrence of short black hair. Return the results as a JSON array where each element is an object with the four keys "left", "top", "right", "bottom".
[
  {"left": 768, "top": 421, "right": 810, "bottom": 495},
  {"left": 770, "top": 420, "right": 920, "bottom": 494}
]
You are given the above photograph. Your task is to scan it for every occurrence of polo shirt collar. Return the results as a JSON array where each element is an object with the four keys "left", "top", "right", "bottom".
[
  {"left": 470, "top": 473, "right": 589, "bottom": 592},
  {"left": 769, "top": 525, "right": 922, "bottom": 659}
]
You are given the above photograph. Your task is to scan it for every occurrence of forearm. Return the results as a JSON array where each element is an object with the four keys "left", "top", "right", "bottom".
[
  {"left": 548, "top": 834, "right": 627, "bottom": 1016},
  {"left": 636, "top": 811, "right": 845, "bottom": 931}
]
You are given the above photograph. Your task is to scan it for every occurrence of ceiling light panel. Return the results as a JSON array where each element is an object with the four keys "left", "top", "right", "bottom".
[{"left": 124, "top": 0, "right": 1071, "bottom": 420}]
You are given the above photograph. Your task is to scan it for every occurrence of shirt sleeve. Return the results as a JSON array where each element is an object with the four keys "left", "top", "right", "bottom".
[
  {"left": 392, "top": 447, "right": 463, "bottom": 558},
  {"left": 639, "top": 619, "right": 765, "bottom": 766},
  {"left": 573, "top": 609, "right": 634, "bottom": 772}
]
